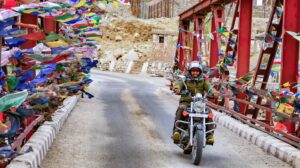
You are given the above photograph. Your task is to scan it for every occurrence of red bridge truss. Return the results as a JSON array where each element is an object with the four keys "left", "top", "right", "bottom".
[{"left": 175, "top": 0, "right": 300, "bottom": 147}]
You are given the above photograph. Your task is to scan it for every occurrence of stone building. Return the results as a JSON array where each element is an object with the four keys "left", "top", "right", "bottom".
[{"left": 151, "top": 29, "right": 178, "bottom": 62}]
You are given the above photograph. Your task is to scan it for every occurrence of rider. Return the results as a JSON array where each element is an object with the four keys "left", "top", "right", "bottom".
[{"left": 173, "top": 61, "right": 219, "bottom": 145}]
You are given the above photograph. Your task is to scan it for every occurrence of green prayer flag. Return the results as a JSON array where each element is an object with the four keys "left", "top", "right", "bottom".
[
  {"left": 7, "top": 76, "right": 19, "bottom": 92},
  {"left": 0, "top": 90, "right": 28, "bottom": 112},
  {"left": 218, "top": 26, "right": 226, "bottom": 33},
  {"left": 41, "top": 33, "right": 61, "bottom": 43},
  {"left": 280, "top": 98, "right": 290, "bottom": 104},
  {"left": 26, "top": 54, "right": 54, "bottom": 62},
  {"left": 55, "top": 13, "right": 77, "bottom": 22},
  {"left": 56, "top": 64, "right": 65, "bottom": 72}
]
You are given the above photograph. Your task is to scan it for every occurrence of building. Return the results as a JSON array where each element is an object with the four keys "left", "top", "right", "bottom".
[{"left": 151, "top": 29, "right": 177, "bottom": 62}]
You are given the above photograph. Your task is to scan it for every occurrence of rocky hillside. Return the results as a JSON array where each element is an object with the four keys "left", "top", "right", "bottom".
[
  {"left": 98, "top": 1, "right": 269, "bottom": 65},
  {"left": 98, "top": 2, "right": 178, "bottom": 63}
]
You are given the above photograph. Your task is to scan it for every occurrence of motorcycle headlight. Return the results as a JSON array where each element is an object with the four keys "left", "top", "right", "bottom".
[{"left": 194, "top": 101, "right": 205, "bottom": 113}]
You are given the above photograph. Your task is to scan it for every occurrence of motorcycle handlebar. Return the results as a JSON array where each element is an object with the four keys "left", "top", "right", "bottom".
[{"left": 177, "top": 90, "right": 216, "bottom": 99}]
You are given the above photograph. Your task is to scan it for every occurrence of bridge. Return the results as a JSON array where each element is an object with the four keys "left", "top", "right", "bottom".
[{"left": 175, "top": 0, "right": 300, "bottom": 147}]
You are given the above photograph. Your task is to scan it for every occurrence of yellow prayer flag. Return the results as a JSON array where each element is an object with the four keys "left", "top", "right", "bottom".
[
  {"left": 283, "top": 82, "right": 291, "bottom": 88},
  {"left": 56, "top": 14, "right": 80, "bottom": 23},
  {"left": 46, "top": 40, "right": 69, "bottom": 48},
  {"left": 113, "top": 1, "right": 119, "bottom": 8},
  {"left": 222, "top": 32, "right": 230, "bottom": 37},
  {"left": 58, "top": 81, "right": 80, "bottom": 87},
  {"left": 221, "top": 46, "right": 226, "bottom": 51},
  {"left": 84, "top": 12, "right": 96, "bottom": 17},
  {"left": 74, "top": 0, "right": 87, "bottom": 8},
  {"left": 0, "top": 121, "right": 8, "bottom": 129}
]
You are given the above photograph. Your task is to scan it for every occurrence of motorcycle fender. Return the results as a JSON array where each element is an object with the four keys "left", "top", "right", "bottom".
[{"left": 195, "top": 124, "right": 204, "bottom": 131}]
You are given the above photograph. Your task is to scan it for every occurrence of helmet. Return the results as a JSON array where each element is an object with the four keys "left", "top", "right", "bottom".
[{"left": 188, "top": 61, "right": 202, "bottom": 73}]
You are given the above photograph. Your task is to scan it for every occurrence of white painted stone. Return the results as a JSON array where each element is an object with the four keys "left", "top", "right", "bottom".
[
  {"left": 292, "top": 153, "right": 300, "bottom": 168},
  {"left": 35, "top": 128, "right": 55, "bottom": 146},
  {"left": 109, "top": 61, "right": 115, "bottom": 71},
  {"left": 30, "top": 133, "right": 51, "bottom": 151},
  {"left": 285, "top": 149, "right": 300, "bottom": 164},
  {"left": 240, "top": 128, "right": 252, "bottom": 139},
  {"left": 52, "top": 113, "right": 67, "bottom": 123},
  {"left": 8, "top": 152, "right": 36, "bottom": 168},
  {"left": 240, "top": 127, "right": 253, "bottom": 140},
  {"left": 140, "top": 62, "right": 149, "bottom": 74},
  {"left": 269, "top": 142, "right": 291, "bottom": 156},
  {"left": 262, "top": 138, "right": 280, "bottom": 153},
  {"left": 51, "top": 117, "right": 64, "bottom": 129},
  {"left": 152, "top": 62, "right": 156, "bottom": 68},
  {"left": 19, "top": 143, "right": 41, "bottom": 167},
  {"left": 277, "top": 146, "right": 298, "bottom": 162},
  {"left": 125, "top": 61, "right": 134, "bottom": 74},
  {"left": 44, "top": 121, "right": 60, "bottom": 134},
  {"left": 255, "top": 134, "right": 269, "bottom": 147},
  {"left": 157, "top": 62, "right": 162, "bottom": 70},
  {"left": 6, "top": 161, "right": 30, "bottom": 168},
  {"left": 26, "top": 138, "right": 47, "bottom": 160}
]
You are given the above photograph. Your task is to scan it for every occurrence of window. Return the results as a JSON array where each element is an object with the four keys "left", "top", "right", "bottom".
[{"left": 159, "top": 36, "right": 164, "bottom": 43}]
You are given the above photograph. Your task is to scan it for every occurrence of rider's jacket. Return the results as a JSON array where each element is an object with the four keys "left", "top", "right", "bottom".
[{"left": 174, "top": 76, "right": 216, "bottom": 104}]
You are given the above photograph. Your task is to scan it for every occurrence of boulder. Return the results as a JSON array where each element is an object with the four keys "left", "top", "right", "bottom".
[{"left": 115, "top": 35, "right": 123, "bottom": 41}]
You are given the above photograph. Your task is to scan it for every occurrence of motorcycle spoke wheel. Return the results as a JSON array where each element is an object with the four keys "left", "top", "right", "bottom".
[{"left": 192, "top": 130, "right": 204, "bottom": 165}]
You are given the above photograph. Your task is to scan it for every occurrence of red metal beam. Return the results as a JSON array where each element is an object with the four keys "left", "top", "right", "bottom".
[
  {"left": 20, "top": 14, "right": 38, "bottom": 49},
  {"left": 178, "top": 24, "right": 185, "bottom": 71},
  {"left": 225, "top": 0, "right": 239, "bottom": 64},
  {"left": 186, "top": 24, "right": 192, "bottom": 62},
  {"left": 236, "top": 0, "right": 252, "bottom": 78},
  {"left": 236, "top": 0, "right": 252, "bottom": 115},
  {"left": 11, "top": 115, "right": 44, "bottom": 151},
  {"left": 193, "top": 16, "right": 200, "bottom": 61},
  {"left": 281, "top": 0, "right": 300, "bottom": 89},
  {"left": 280, "top": 0, "right": 300, "bottom": 134},
  {"left": 15, "top": 22, "right": 38, "bottom": 29},
  {"left": 43, "top": 17, "right": 57, "bottom": 33},
  {"left": 179, "top": 0, "right": 235, "bottom": 20},
  {"left": 209, "top": 15, "right": 219, "bottom": 67}
]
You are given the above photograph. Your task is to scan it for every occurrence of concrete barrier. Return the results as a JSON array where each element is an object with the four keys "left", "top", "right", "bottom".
[
  {"left": 214, "top": 110, "right": 300, "bottom": 168},
  {"left": 7, "top": 96, "right": 79, "bottom": 168}
]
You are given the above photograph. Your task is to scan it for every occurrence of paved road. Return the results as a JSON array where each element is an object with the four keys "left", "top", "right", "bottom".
[{"left": 42, "top": 70, "right": 291, "bottom": 168}]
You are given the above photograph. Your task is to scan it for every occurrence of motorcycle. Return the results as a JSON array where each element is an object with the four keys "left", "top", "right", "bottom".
[{"left": 174, "top": 76, "right": 216, "bottom": 165}]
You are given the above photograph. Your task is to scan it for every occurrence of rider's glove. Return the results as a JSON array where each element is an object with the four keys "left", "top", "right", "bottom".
[{"left": 174, "top": 88, "right": 181, "bottom": 95}]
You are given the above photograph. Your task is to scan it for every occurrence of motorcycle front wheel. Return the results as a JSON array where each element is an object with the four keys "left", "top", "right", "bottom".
[{"left": 192, "top": 129, "right": 204, "bottom": 165}]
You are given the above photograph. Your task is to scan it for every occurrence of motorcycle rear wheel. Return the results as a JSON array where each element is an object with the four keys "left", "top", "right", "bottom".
[{"left": 192, "top": 130, "right": 204, "bottom": 165}]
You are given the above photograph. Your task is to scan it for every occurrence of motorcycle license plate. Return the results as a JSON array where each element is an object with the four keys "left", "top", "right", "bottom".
[{"left": 189, "top": 113, "right": 208, "bottom": 118}]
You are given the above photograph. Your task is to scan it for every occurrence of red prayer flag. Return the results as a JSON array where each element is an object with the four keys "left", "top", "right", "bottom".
[{"left": 42, "top": 52, "right": 72, "bottom": 65}]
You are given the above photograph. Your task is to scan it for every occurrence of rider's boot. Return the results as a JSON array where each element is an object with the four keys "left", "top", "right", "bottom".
[
  {"left": 173, "top": 131, "right": 181, "bottom": 144},
  {"left": 206, "top": 134, "right": 214, "bottom": 145}
]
